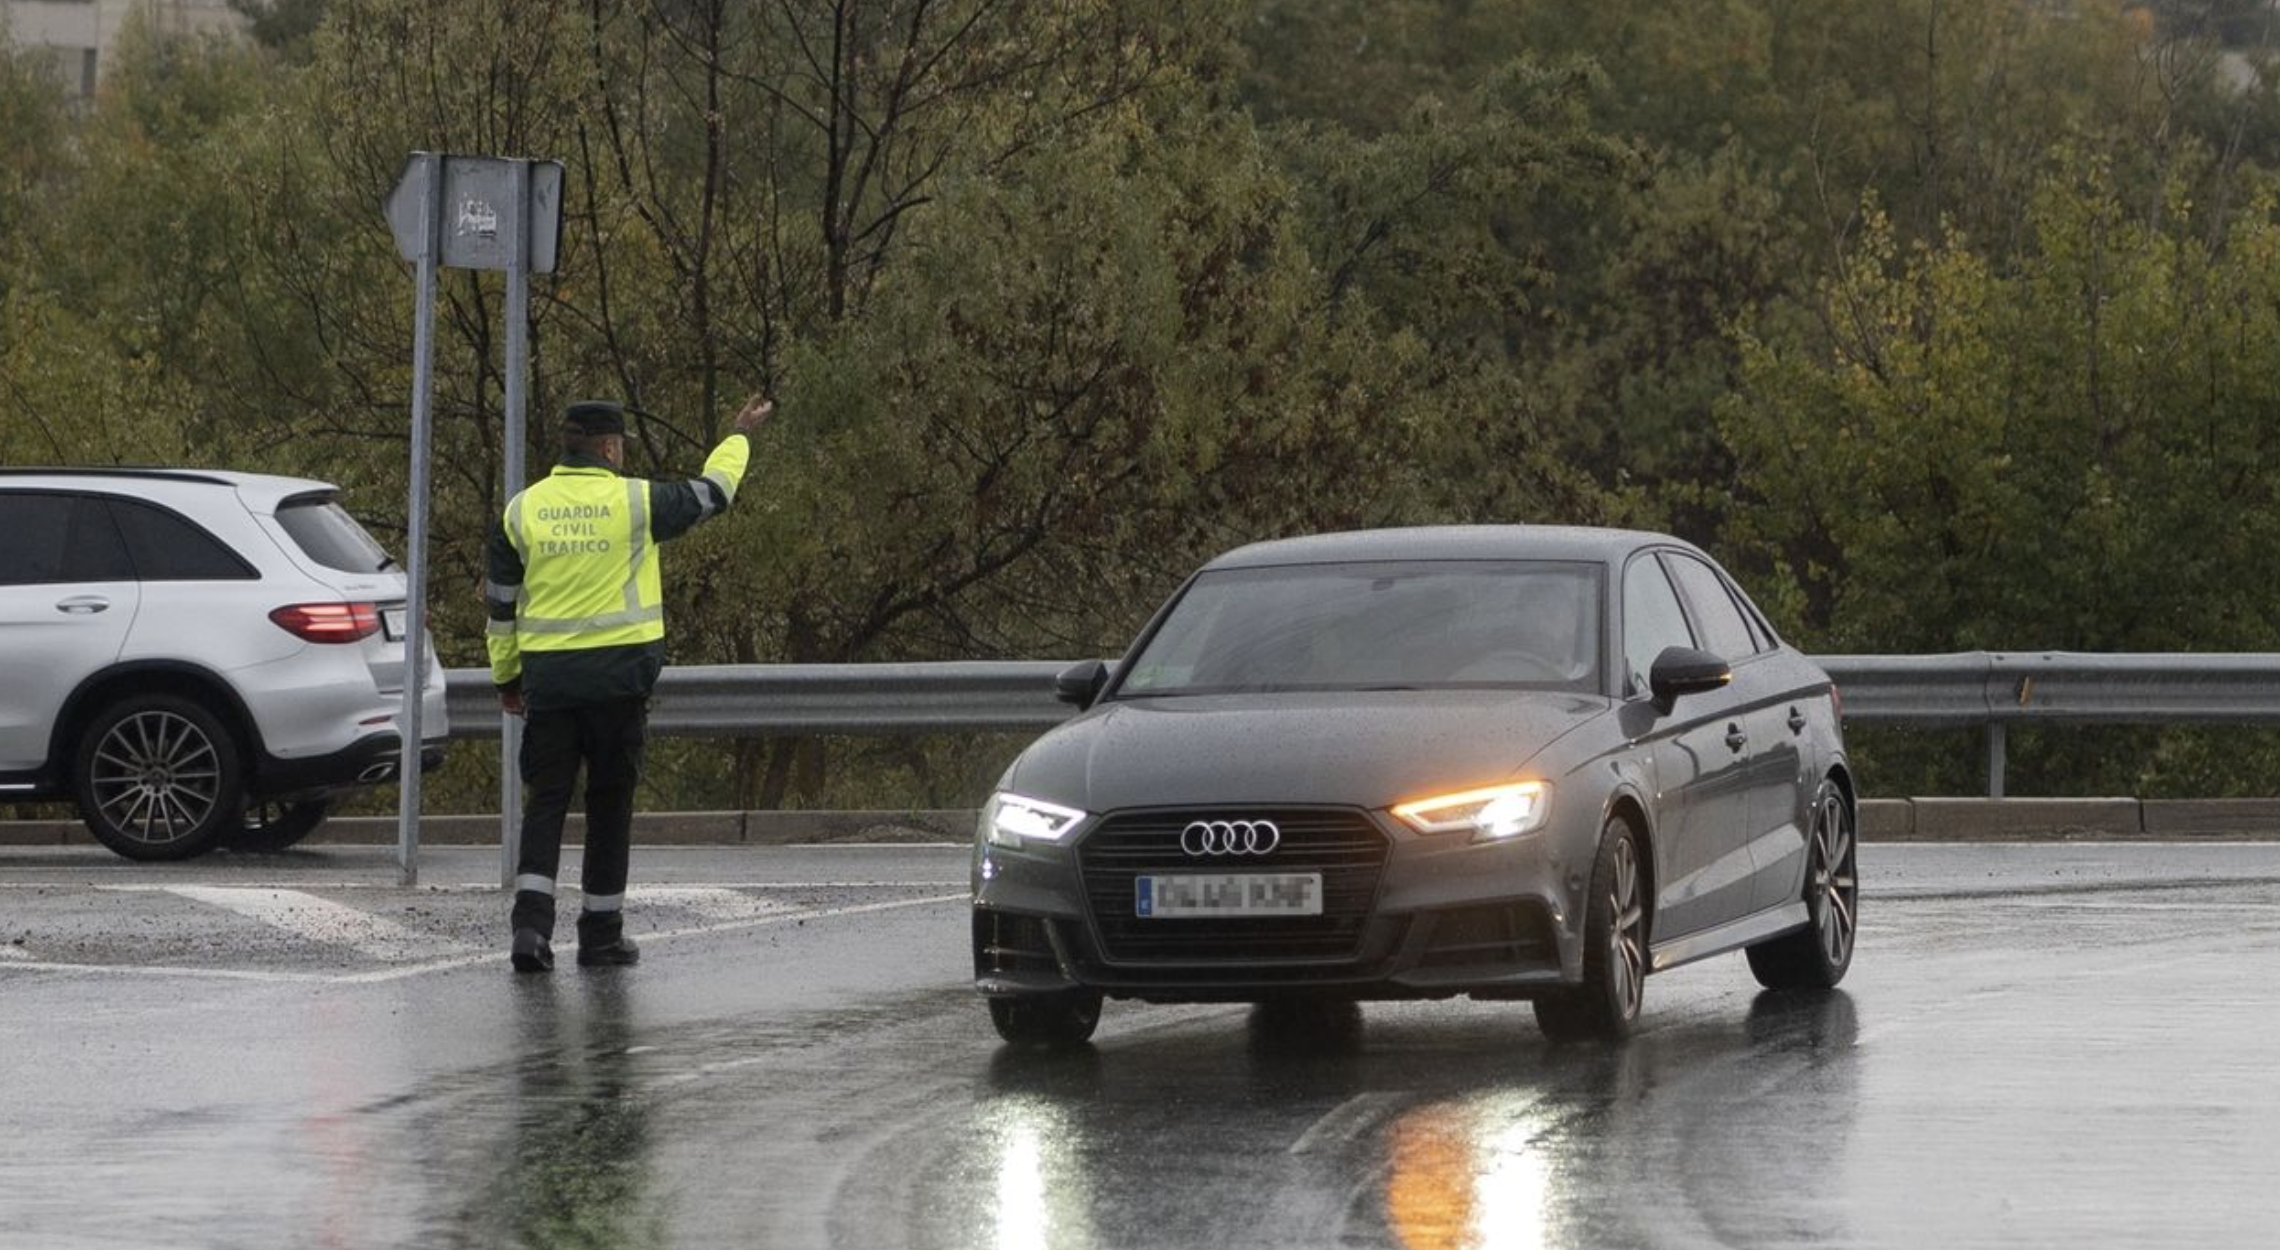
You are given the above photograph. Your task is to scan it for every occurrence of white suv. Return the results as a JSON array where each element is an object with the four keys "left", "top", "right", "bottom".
[{"left": 0, "top": 469, "right": 449, "bottom": 859}]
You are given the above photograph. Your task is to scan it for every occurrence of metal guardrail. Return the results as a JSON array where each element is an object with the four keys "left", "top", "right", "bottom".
[
  {"left": 1818, "top": 653, "right": 2280, "bottom": 796},
  {"left": 443, "top": 652, "right": 2280, "bottom": 797},
  {"left": 445, "top": 662, "right": 1072, "bottom": 737},
  {"left": 1819, "top": 653, "right": 2280, "bottom": 725}
]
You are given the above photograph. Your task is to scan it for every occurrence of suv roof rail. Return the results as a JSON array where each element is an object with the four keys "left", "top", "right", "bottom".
[{"left": 0, "top": 467, "right": 240, "bottom": 487}]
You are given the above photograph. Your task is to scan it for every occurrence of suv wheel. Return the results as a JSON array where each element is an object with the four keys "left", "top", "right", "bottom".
[
  {"left": 230, "top": 798, "right": 334, "bottom": 854},
  {"left": 73, "top": 695, "right": 244, "bottom": 861}
]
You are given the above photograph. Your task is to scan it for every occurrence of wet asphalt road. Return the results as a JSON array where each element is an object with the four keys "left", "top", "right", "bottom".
[{"left": 2, "top": 842, "right": 2278, "bottom": 1250}]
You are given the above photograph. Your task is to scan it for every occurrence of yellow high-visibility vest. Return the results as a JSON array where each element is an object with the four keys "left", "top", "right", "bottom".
[
  {"left": 487, "top": 435, "right": 749, "bottom": 688},
  {"left": 503, "top": 467, "right": 665, "bottom": 652}
]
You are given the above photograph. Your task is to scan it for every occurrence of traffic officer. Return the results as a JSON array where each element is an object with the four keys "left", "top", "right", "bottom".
[{"left": 485, "top": 393, "right": 774, "bottom": 972}]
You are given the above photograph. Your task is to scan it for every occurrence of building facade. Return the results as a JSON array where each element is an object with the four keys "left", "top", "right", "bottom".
[{"left": 2, "top": 0, "right": 245, "bottom": 101}]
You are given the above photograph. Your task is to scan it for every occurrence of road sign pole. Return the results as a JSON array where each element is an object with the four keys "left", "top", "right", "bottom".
[
  {"left": 382, "top": 151, "right": 562, "bottom": 891},
  {"left": 500, "top": 158, "right": 531, "bottom": 889},
  {"left": 396, "top": 151, "right": 444, "bottom": 888}
]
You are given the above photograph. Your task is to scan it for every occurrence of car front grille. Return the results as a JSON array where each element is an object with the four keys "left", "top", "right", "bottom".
[{"left": 1075, "top": 807, "right": 1390, "bottom": 965}]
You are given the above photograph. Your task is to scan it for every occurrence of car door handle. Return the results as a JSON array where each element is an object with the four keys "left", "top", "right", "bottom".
[
  {"left": 1787, "top": 708, "right": 1808, "bottom": 734},
  {"left": 1724, "top": 725, "right": 1748, "bottom": 752},
  {"left": 55, "top": 595, "right": 110, "bottom": 615}
]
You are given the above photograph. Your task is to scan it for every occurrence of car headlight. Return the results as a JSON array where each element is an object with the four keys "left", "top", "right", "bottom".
[
  {"left": 1391, "top": 781, "right": 1551, "bottom": 842},
  {"left": 981, "top": 792, "right": 1088, "bottom": 848}
]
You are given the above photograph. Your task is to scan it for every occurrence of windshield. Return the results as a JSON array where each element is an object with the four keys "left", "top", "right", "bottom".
[{"left": 1117, "top": 560, "right": 1603, "bottom": 697}]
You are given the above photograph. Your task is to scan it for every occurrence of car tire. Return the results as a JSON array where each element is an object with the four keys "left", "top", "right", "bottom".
[
  {"left": 1746, "top": 779, "right": 1858, "bottom": 991},
  {"left": 989, "top": 990, "right": 1104, "bottom": 1048},
  {"left": 72, "top": 694, "right": 245, "bottom": 862},
  {"left": 1534, "top": 815, "right": 1648, "bottom": 1042},
  {"left": 230, "top": 798, "right": 335, "bottom": 854}
]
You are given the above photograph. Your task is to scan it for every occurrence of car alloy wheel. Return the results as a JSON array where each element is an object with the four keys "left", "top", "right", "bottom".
[
  {"left": 1535, "top": 816, "right": 1647, "bottom": 1041},
  {"left": 73, "top": 695, "right": 244, "bottom": 862},
  {"left": 1745, "top": 779, "right": 1858, "bottom": 991},
  {"left": 1811, "top": 787, "right": 1858, "bottom": 968}
]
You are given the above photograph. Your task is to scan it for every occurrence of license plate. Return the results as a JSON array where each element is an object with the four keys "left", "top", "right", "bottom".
[
  {"left": 382, "top": 607, "right": 407, "bottom": 640},
  {"left": 1136, "top": 873, "right": 1322, "bottom": 918}
]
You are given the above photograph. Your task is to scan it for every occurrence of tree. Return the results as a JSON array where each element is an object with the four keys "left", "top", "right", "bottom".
[
  {"left": 0, "top": 35, "right": 68, "bottom": 305},
  {"left": 1721, "top": 162, "right": 2280, "bottom": 793}
]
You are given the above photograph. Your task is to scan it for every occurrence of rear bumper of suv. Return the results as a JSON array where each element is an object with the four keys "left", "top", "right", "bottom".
[
  {"left": 257, "top": 733, "right": 449, "bottom": 800},
  {"left": 0, "top": 734, "right": 446, "bottom": 805}
]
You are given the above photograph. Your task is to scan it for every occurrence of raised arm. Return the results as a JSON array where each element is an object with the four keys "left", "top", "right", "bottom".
[{"left": 650, "top": 395, "right": 773, "bottom": 543}]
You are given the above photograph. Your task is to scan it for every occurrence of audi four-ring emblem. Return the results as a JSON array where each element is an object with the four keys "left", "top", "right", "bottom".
[{"left": 1181, "top": 819, "right": 1281, "bottom": 857}]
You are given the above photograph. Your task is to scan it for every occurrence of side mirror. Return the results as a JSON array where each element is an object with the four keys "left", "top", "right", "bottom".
[
  {"left": 1648, "top": 646, "right": 1731, "bottom": 713},
  {"left": 1054, "top": 659, "right": 1111, "bottom": 710}
]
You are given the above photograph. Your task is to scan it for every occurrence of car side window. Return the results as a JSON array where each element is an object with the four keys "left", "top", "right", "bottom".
[
  {"left": 105, "top": 499, "right": 257, "bottom": 582},
  {"left": 1737, "top": 591, "right": 1779, "bottom": 652},
  {"left": 1621, "top": 554, "right": 1695, "bottom": 698},
  {"left": 1664, "top": 554, "right": 1759, "bottom": 662},
  {"left": 0, "top": 493, "right": 134, "bottom": 586}
]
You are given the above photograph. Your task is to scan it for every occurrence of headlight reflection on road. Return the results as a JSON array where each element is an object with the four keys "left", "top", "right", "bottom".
[
  {"left": 986, "top": 1097, "right": 1096, "bottom": 1250},
  {"left": 1473, "top": 1101, "right": 1554, "bottom": 1249},
  {"left": 1386, "top": 1095, "right": 1558, "bottom": 1250}
]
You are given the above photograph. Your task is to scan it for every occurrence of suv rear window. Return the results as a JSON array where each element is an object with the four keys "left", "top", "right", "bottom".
[{"left": 276, "top": 498, "right": 396, "bottom": 574}]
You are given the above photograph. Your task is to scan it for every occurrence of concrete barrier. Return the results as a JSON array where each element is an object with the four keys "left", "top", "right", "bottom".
[
  {"left": 0, "top": 809, "right": 976, "bottom": 848},
  {"left": 2141, "top": 799, "right": 2280, "bottom": 840},
  {"left": 1905, "top": 798, "right": 2143, "bottom": 842},
  {"left": 1858, "top": 798, "right": 1913, "bottom": 839},
  {"left": 306, "top": 809, "right": 976, "bottom": 846},
  {"left": 6, "top": 800, "right": 2279, "bottom": 848}
]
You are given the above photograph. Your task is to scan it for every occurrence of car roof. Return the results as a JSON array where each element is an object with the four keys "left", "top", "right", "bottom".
[
  {"left": 0, "top": 467, "right": 340, "bottom": 513},
  {"left": 1203, "top": 525, "right": 1702, "bottom": 570}
]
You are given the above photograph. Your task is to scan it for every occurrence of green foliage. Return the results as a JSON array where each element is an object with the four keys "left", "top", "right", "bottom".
[
  {"left": 228, "top": 0, "right": 333, "bottom": 55},
  {"left": 0, "top": 36, "right": 68, "bottom": 303},
  {"left": 1723, "top": 164, "right": 2280, "bottom": 792}
]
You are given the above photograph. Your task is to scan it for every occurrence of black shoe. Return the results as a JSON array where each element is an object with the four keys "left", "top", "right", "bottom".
[
  {"left": 577, "top": 933, "right": 640, "bottom": 967},
  {"left": 511, "top": 928, "right": 554, "bottom": 973}
]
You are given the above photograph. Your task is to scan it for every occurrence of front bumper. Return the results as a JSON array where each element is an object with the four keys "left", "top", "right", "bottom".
[{"left": 973, "top": 803, "right": 1594, "bottom": 1002}]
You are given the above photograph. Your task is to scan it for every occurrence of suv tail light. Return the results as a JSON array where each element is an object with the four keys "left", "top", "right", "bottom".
[{"left": 270, "top": 602, "right": 381, "bottom": 643}]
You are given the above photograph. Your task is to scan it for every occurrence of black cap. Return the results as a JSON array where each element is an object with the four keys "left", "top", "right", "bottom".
[{"left": 562, "top": 400, "right": 626, "bottom": 436}]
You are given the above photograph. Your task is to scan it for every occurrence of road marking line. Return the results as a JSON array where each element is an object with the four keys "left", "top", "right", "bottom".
[
  {"left": 1289, "top": 1091, "right": 1407, "bottom": 1155},
  {"left": 0, "top": 892, "right": 967, "bottom": 985},
  {"left": 163, "top": 887, "right": 475, "bottom": 962},
  {"left": 627, "top": 886, "right": 794, "bottom": 922},
  {"left": 0, "top": 879, "right": 963, "bottom": 892},
  {"left": 628, "top": 881, "right": 963, "bottom": 893},
  {"left": 0, "top": 960, "right": 331, "bottom": 984},
  {"left": 333, "top": 892, "right": 969, "bottom": 985}
]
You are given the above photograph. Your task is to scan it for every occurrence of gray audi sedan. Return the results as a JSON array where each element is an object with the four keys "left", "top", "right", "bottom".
[{"left": 972, "top": 526, "right": 1856, "bottom": 1045}]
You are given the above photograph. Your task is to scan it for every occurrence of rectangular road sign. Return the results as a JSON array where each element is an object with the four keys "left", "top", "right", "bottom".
[{"left": 385, "top": 153, "right": 564, "bottom": 273}]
